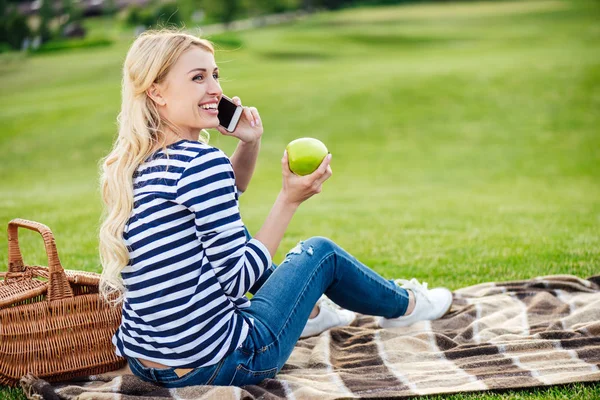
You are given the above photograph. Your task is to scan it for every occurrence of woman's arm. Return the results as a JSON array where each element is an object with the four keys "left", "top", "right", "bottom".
[
  {"left": 230, "top": 139, "right": 260, "bottom": 193},
  {"left": 214, "top": 96, "right": 263, "bottom": 193},
  {"left": 254, "top": 190, "right": 298, "bottom": 258},
  {"left": 177, "top": 149, "right": 272, "bottom": 300},
  {"left": 254, "top": 151, "right": 333, "bottom": 259}
]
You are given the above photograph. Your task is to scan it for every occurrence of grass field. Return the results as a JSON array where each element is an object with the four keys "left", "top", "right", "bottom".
[{"left": 1, "top": 0, "right": 599, "bottom": 398}]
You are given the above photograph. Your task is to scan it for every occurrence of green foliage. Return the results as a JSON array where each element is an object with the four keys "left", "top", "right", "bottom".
[
  {"left": 173, "top": 0, "right": 199, "bottom": 24},
  {"left": 0, "top": 0, "right": 7, "bottom": 35},
  {"left": 154, "top": 1, "right": 185, "bottom": 27},
  {"left": 204, "top": 0, "right": 245, "bottom": 25},
  {"left": 31, "top": 36, "right": 113, "bottom": 53},
  {"left": 38, "top": 0, "right": 55, "bottom": 42},
  {"left": 1, "top": 8, "right": 30, "bottom": 50},
  {"left": 59, "top": 0, "right": 84, "bottom": 39},
  {"left": 208, "top": 31, "right": 244, "bottom": 49},
  {"left": 61, "top": 0, "right": 83, "bottom": 22},
  {"left": 0, "top": 0, "right": 31, "bottom": 50},
  {"left": 103, "top": 0, "right": 118, "bottom": 15},
  {"left": 123, "top": 2, "right": 185, "bottom": 28},
  {"left": 253, "top": 0, "right": 302, "bottom": 14},
  {"left": 124, "top": 5, "right": 152, "bottom": 26},
  {"left": 315, "top": 0, "right": 346, "bottom": 10}
]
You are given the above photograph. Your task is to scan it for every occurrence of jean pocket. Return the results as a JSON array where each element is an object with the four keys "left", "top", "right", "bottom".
[
  {"left": 229, "top": 364, "right": 278, "bottom": 387},
  {"left": 128, "top": 357, "right": 222, "bottom": 388},
  {"left": 128, "top": 357, "right": 178, "bottom": 382}
]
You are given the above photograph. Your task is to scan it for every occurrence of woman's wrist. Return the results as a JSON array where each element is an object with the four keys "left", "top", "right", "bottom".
[
  {"left": 239, "top": 136, "right": 262, "bottom": 146},
  {"left": 277, "top": 190, "right": 301, "bottom": 210}
]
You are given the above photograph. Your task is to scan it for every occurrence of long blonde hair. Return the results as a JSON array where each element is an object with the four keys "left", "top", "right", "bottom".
[{"left": 98, "top": 29, "right": 214, "bottom": 305}]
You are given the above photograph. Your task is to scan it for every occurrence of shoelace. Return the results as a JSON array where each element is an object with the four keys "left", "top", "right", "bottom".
[{"left": 395, "top": 278, "right": 432, "bottom": 305}]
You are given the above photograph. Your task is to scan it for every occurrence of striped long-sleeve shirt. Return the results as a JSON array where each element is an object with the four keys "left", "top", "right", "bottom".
[{"left": 112, "top": 139, "right": 272, "bottom": 368}]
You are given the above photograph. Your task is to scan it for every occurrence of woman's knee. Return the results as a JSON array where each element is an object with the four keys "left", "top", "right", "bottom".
[
  {"left": 281, "top": 237, "right": 338, "bottom": 267},
  {"left": 303, "top": 236, "right": 337, "bottom": 255},
  {"left": 282, "top": 236, "right": 336, "bottom": 258}
]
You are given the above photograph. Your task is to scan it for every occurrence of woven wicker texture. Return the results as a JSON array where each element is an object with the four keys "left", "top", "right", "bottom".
[{"left": 0, "top": 218, "right": 126, "bottom": 387}]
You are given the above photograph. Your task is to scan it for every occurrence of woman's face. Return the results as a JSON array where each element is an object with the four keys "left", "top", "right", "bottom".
[{"left": 149, "top": 46, "right": 222, "bottom": 136}]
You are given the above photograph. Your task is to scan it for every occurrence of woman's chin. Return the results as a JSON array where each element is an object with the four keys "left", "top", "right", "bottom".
[{"left": 200, "top": 118, "right": 220, "bottom": 130}]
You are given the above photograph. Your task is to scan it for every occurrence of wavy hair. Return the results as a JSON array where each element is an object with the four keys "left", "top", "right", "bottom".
[{"left": 98, "top": 29, "right": 214, "bottom": 305}]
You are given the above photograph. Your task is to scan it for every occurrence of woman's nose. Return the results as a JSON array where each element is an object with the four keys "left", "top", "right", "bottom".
[{"left": 207, "top": 78, "right": 222, "bottom": 96}]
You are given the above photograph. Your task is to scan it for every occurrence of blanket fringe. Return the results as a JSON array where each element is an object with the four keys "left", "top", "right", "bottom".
[{"left": 20, "top": 374, "right": 44, "bottom": 400}]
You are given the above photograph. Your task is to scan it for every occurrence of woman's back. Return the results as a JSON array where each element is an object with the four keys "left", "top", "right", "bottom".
[{"left": 114, "top": 139, "right": 271, "bottom": 369}]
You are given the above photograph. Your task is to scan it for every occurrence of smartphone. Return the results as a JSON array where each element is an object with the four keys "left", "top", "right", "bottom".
[{"left": 218, "top": 95, "right": 243, "bottom": 132}]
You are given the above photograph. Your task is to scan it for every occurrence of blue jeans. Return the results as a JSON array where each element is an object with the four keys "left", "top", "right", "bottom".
[{"left": 127, "top": 234, "right": 409, "bottom": 388}]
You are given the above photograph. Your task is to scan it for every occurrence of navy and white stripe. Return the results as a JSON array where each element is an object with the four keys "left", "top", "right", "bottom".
[{"left": 113, "top": 139, "right": 271, "bottom": 368}]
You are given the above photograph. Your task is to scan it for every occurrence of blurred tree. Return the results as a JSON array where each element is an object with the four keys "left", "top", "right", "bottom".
[
  {"left": 314, "top": 0, "right": 346, "bottom": 9},
  {"left": 174, "top": 0, "right": 198, "bottom": 24},
  {"left": 154, "top": 1, "right": 184, "bottom": 27},
  {"left": 124, "top": 2, "right": 184, "bottom": 28},
  {"left": 2, "top": 7, "right": 31, "bottom": 50},
  {"left": 124, "top": 5, "right": 142, "bottom": 26},
  {"left": 204, "top": 0, "right": 244, "bottom": 26},
  {"left": 103, "top": 0, "right": 118, "bottom": 16},
  {"left": 302, "top": 0, "right": 314, "bottom": 12},
  {"left": 124, "top": 5, "right": 155, "bottom": 27},
  {"left": 0, "top": 0, "right": 7, "bottom": 44},
  {"left": 38, "top": 0, "right": 54, "bottom": 42},
  {"left": 0, "top": 0, "right": 6, "bottom": 23},
  {"left": 60, "top": 0, "right": 83, "bottom": 37},
  {"left": 63, "top": 0, "right": 83, "bottom": 21},
  {"left": 254, "top": 0, "right": 301, "bottom": 14}
]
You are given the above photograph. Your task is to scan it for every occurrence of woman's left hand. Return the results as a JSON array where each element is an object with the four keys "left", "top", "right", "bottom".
[{"left": 215, "top": 96, "right": 263, "bottom": 144}]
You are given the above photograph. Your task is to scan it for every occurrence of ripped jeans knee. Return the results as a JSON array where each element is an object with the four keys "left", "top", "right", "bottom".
[{"left": 280, "top": 236, "right": 337, "bottom": 266}]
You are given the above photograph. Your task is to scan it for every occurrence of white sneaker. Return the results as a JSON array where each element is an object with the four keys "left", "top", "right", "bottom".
[
  {"left": 378, "top": 278, "right": 453, "bottom": 328},
  {"left": 300, "top": 296, "right": 356, "bottom": 338}
]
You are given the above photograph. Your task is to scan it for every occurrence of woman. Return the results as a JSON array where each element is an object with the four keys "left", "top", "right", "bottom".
[{"left": 98, "top": 29, "right": 453, "bottom": 388}]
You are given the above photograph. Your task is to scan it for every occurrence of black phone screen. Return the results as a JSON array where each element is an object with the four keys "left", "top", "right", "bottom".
[{"left": 218, "top": 97, "right": 237, "bottom": 128}]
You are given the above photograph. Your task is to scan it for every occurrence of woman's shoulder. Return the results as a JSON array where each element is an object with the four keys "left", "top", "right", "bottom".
[
  {"left": 135, "top": 140, "right": 227, "bottom": 181},
  {"left": 176, "top": 140, "right": 226, "bottom": 160},
  {"left": 175, "top": 141, "right": 236, "bottom": 200},
  {"left": 144, "top": 139, "right": 227, "bottom": 165}
]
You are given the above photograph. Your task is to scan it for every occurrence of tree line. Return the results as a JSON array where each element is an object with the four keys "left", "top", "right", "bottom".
[{"left": 1, "top": 0, "right": 445, "bottom": 52}]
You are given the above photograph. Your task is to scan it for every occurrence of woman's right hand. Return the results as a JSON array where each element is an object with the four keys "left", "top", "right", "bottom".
[{"left": 280, "top": 151, "right": 333, "bottom": 207}]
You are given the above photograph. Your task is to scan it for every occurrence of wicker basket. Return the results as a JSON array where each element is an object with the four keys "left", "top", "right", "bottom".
[{"left": 0, "top": 218, "right": 126, "bottom": 387}]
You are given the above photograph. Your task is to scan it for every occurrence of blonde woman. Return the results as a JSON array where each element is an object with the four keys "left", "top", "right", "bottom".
[{"left": 98, "top": 29, "right": 453, "bottom": 388}]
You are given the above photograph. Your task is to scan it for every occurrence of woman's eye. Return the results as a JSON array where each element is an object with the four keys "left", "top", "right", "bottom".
[{"left": 193, "top": 74, "right": 219, "bottom": 81}]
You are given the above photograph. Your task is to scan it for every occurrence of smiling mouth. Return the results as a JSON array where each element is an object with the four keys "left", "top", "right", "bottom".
[{"left": 198, "top": 104, "right": 218, "bottom": 117}]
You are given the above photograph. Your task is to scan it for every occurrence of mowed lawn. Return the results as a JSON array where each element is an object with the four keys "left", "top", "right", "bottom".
[{"left": 1, "top": 0, "right": 599, "bottom": 398}]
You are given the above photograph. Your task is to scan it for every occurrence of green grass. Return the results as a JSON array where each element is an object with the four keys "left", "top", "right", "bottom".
[{"left": 1, "top": 0, "right": 599, "bottom": 398}]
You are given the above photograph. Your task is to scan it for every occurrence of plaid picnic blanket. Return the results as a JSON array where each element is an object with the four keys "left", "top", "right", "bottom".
[{"left": 20, "top": 274, "right": 600, "bottom": 399}]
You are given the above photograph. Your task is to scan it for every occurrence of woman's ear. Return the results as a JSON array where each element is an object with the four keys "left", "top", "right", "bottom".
[{"left": 146, "top": 84, "right": 166, "bottom": 106}]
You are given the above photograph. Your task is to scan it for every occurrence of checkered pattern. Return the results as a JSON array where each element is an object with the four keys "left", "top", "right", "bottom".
[{"left": 20, "top": 275, "right": 600, "bottom": 399}]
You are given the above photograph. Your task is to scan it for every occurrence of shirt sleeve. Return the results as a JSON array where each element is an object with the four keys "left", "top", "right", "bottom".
[{"left": 175, "top": 147, "right": 271, "bottom": 299}]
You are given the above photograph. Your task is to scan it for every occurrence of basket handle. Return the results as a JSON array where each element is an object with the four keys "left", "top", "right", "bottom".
[{"left": 7, "top": 218, "right": 74, "bottom": 301}]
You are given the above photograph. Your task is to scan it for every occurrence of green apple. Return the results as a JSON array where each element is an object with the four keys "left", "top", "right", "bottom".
[{"left": 286, "top": 138, "right": 329, "bottom": 176}]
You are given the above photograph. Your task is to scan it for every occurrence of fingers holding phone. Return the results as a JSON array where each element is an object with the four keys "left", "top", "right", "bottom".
[
  {"left": 216, "top": 95, "right": 263, "bottom": 143},
  {"left": 217, "top": 95, "right": 243, "bottom": 133}
]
